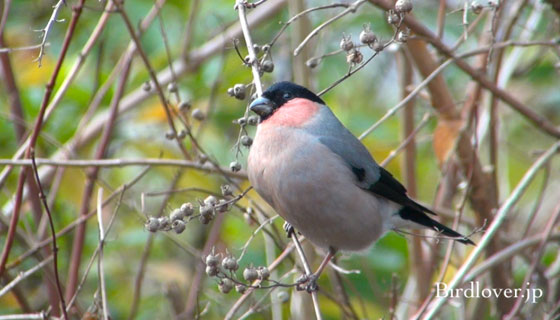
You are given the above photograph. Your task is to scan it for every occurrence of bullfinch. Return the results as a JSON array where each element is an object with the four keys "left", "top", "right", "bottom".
[{"left": 247, "top": 81, "right": 473, "bottom": 282}]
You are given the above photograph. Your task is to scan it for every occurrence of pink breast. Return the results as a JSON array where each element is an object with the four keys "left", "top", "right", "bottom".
[{"left": 262, "top": 98, "right": 319, "bottom": 127}]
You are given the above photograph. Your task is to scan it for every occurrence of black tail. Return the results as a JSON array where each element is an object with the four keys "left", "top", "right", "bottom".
[{"left": 398, "top": 207, "right": 475, "bottom": 245}]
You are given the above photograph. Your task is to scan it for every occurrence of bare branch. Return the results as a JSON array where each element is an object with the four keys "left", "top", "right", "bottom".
[
  {"left": 423, "top": 141, "right": 560, "bottom": 319},
  {"left": 293, "top": 0, "right": 367, "bottom": 56},
  {"left": 34, "top": 0, "right": 65, "bottom": 67}
]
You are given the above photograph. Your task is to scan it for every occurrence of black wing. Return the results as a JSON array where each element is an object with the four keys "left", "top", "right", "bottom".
[{"left": 366, "top": 167, "right": 436, "bottom": 215}]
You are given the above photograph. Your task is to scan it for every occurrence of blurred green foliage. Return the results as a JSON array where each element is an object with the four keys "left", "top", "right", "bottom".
[{"left": 0, "top": 0, "right": 559, "bottom": 319}]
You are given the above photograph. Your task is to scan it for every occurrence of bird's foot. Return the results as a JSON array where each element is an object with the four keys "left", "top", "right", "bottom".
[
  {"left": 295, "top": 273, "right": 319, "bottom": 293},
  {"left": 283, "top": 221, "right": 295, "bottom": 238}
]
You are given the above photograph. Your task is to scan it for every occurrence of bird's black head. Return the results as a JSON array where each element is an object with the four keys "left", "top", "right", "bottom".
[{"left": 249, "top": 81, "right": 324, "bottom": 120}]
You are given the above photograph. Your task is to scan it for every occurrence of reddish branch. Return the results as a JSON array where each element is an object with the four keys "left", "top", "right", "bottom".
[
  {"left": 0, "top": 0, "right": 62, "bottom": 311},
  {"left": 368, "top": 0, "right": 560, "bottom": 138},
  {"left": 65, "top": 56, "right": 133, "bottom": 303},
  {"left": 365, "top": 0, "right": 523, "bottom": 315},
  {"left": 0, "top": 3, "right": 86, "bottom": 320}
]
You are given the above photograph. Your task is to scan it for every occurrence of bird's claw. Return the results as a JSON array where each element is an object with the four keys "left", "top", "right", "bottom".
[{"left": 283, "top": 222, "right": 295, "bottom": 238}]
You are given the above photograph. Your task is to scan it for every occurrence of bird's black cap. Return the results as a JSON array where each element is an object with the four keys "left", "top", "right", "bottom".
[{"left": 249, "top": 81, "right": 324, "bottom": 120}]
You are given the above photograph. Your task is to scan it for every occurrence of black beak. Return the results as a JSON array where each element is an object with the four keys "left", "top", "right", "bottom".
[{"left": 249, "top": 97, "right": 274, "bottom": 117}]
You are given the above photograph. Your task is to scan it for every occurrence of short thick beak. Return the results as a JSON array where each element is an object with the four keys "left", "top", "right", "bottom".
[{"left": 249, "top": 97, "right": 274, "bottom": 117}]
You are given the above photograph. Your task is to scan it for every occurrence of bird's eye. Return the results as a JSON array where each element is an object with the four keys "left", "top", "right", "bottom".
[{"left": 283, "top": 92, "right": 292, "bottom": 100}]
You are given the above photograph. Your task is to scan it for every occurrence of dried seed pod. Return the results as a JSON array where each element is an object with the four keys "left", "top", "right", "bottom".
[
  {"left": 205, "top": 253, "right": 220, "bottom": 267},
  {"left": 237, "top": 117, "right": 247, "bottom": 126},
  {"left": 167, "top": 82, "right": 178, "bottom": 93},
  {"left": 387, "top": 11, "right": 400, "bottom": 25},
  {"left": 306, "top": 57, "right": 321, "bottom": 69},
  {"left": 397, "top": 29, "right": 410, "bottom": 42},
  {"left": 206, "top": 265, "right": 218, "bottom": 277},
  {"left": 236, "top": 284, "right": 247, "bottom": 294},
  {"left": 165, "top": 130, "right": 176, "bottom": 140},
  {"left": 240, "top": 135, "right": 253, "bottom": 147},
  {"left": 170, "top": 208, "right": 185, "bottom": 222},
  {"left": 247, "top": 115, "right": 259, "bottom": 126},
  {"left": 179, "top": 100, "right": 191, "bottom": 111},
  {"left": 219, "top": 278, "right": 233, "bottom": 294},
  {"left": 204, "top": 195, "right": 218, "bottom": 206},
  {"left": 199, "top": 213, "right": 211, "bottom": 224},
  {"left": 346, "top": 49, "right": 363, "bottom": 65},
  {"left": 216, "top": 199, "right": 229, "bottom": 213},
  {"left": 181, "top": 202, "right": 194, "bottom": 216},
  {"left": 339, "top": 35, "right": 354, "bottom": 52},
  {"left": 359, "top": 26, "right": 377, "bottom": 46},
  {"left": 262, "top": 60, "right": 274, "bottom": 73},
  {"left": 372, "top": 41, "right": 384, "bottom": 52},
  {"left": 221, "top": 184, "right": 233, "bottom": 197},
  {"left": 200, "top": 204, "right": 214, "bottom": 217},
  {"left": 145, "top": 217, "right": 160, "bottom": 232},
  {"left": 158, "top": 216, "right": 172, "bottom": 231},
  {"left": 191, "top": 108, "right": 205, "bottom": 121},
  {"left": 257, "top": 266, "right": 270, "bottom": 280},
  {"left": 222, "top": 257, "right": 239, "bottom": 272},
  {"left": 230, "top": 161, "right": 242, "bottom": 172},
  {"left": 395, "top": 0, "right": 413, "bottom": 13},
  {"left": 243, "top": 266, "right": 258, "bottom": 282},
  {"left": 470, "top": 0, "right": 483, "bottom": 14},
  {"left": 172, "top": 220, "right": 186, "bottom": 234},
  {"left": 233, "top": 84, "right": 246, "bottom": 100}
]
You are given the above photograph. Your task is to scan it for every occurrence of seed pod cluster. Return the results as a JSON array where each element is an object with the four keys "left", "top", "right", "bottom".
[
  {"left": 144, "top": 202, "right": 195, "bottom": 234},
  {"left": 203, "top": 249, "right": 276, "bottom": 295}
]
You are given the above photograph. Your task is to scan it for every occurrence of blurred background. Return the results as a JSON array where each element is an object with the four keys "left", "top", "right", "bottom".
[{"left": 0, "top": 0, "right": 559, "bottom": 319}]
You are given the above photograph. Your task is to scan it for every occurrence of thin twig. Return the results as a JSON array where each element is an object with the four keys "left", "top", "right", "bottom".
[
  {"left": 66, "top": 182, "right": 129, "bottom": 312},
  {"left": 463, "top": 232, "right": 560, "bottom": 283},
  {"left": 422, "top": 141, "right": 560, "bottom": 319},
  {"left": 268, "top": 2, "right": 351, "bottom": 47},
  {"left": 0, "top": 158, "right": 247, "bottom": 178},
  {"left": 236, "top": 0, "right": 264, "bottom": 95},
  {"left": 113, "top": 0, "right": 190, "bottom": 159},
  {"left": 359, "top": 59, "right": 453, "bottom": 140},
  {"left": 0, "top": 255, "right": 54, "bottom": 298},
  {"left": 0, "top": 0, "right": 86, "bottom": 280},
  {"left": 65, "top": 47, "right": 132, "bottom": 302},
  {"left": 96, "top": 188, "right": 109, "bottom": 320},
  {"left": 368, "top": 0, "right": 560, "bottom": 138},
  {"left": 293, "top": 0, "right": 367, "bottom": 56},
  {"left": 128, "top": 171, "right": 182, "bottom": 320},
  {"left": 505, "top": 200, "right": 560, "bottom": 319},
  {"left": 224, "top": 243, "right": 295, "bottom": 319},
  {"left": 6, "top": 167, "right": 151, "bottom": 274},
  {"left": 0, "top": 43, "right": 50, "bottom": 53},
  {"left": 380, "top": 113, "right": 432, "bottom": 167},
  {"left": 30, "top": 153, "right": 68, "bottom": 319},
  {"left": 0, "top": 313, "right": 48, "bottom": 320},
  {"left": 291, "top": 235, "right": 323, "bottom": 320},
  {"left": 34, "top": 0, "right": 65, "bottom": 67}
]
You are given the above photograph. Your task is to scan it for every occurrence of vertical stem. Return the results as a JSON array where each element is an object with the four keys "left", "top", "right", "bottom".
[{"left": 236, "top": 1, "right": 263, "bottom": 96}]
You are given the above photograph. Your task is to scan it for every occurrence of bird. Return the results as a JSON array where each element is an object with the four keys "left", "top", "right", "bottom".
[{"left": 247, "top": 81, "right": 473, "bottom": 287}]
